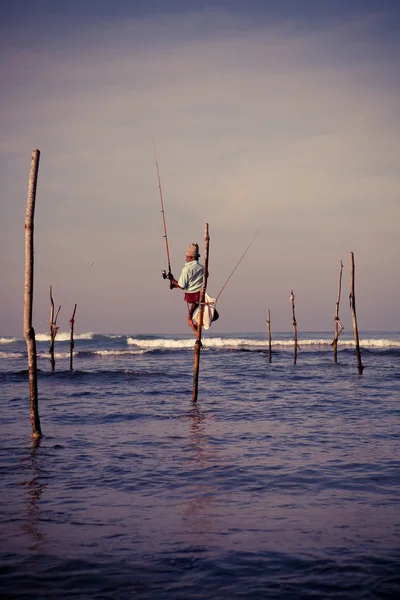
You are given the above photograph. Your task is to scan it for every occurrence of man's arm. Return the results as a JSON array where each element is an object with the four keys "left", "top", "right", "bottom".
[{"left": 167, "top": 273, "right": 183, "bottom": 289}]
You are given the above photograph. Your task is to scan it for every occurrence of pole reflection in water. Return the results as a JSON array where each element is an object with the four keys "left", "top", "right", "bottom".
[
  {"left": 182, "top": 403, "right": 215, "bottom": 536},
  {"left": 20, "top": 437, "right": 47, "bottom": 551}
]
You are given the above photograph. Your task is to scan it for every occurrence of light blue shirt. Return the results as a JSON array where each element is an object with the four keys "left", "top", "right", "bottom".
[{"left": 178, "top": 260, "right": 204, "bottom": 292}]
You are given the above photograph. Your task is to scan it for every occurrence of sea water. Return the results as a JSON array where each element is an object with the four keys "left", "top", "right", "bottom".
[{"left": 0, "top": 331, "right": 399, "bottom": 599}]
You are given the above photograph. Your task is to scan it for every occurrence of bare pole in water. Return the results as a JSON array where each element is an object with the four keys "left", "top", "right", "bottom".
[
  {"left": 331, "top": 260, "right": 344, "bottom": 363},
  {"left": 24, "top": 149, "right": 42, "bottom": 439},
  {"left": 192, "top": 223, "right": 210, "bottom": 403},
  {"left": 266, "top": 308, "right": 272, "bottom": 363},
  {"left": 69, "top": 304, "right": 77, "bottom": 371},
  {"left": 290, "top": 290, "right": 298, "bottom": 365},
  {"left": 349, "top": 252, "right": 364, "bottom": 374},
  {"left": 49, "top": 286, "right": 61, "bottom": 372}
]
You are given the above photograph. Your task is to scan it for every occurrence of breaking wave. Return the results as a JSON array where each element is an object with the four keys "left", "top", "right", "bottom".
[
  {"left": 127, "top": 336, "right": 400, "bottom": 351},
  {"left": 0, "top": 337, "right": 19, "bottom": 344},
  {"left": 35, "top": 332, "right": 95, "bottom": 342}
]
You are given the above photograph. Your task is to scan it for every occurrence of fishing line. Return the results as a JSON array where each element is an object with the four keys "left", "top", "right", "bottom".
[{"left": 215, "top": 230, "right": 259, "bottom": 303}]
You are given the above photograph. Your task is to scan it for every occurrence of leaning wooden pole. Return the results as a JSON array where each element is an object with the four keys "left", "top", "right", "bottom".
[
  {"left": 192, "top": 223, "right": 210, "bottom": 403},
  {"left": 290, "top": 290, "right": 298, "bottom": 365},
  {"left": 69, "top": 304, "right": 77, "bottom": 371},
  {"left": 49, "top": 286, "right": 61, "bottom": 372},
  {"left": 24, "top": 149, "right": 42, "bottom": 439},
  {"left": 266, "top": 308, "right": 272, "bottom": 363},
  {"left": 332, "top": 260, "right": 344, "bottom": 364},
  {"left": 349, "top": 252, "right": 364, "bottom": 374}
]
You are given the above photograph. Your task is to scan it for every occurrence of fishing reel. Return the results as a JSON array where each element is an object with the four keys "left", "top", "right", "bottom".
[{"left": 161, "top": 270, "right": 174, "bottom": 289}]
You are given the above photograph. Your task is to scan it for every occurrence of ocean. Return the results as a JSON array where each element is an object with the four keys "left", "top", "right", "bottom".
[{"left": 0, "top": 330, "right": 399, "bottom": 599}]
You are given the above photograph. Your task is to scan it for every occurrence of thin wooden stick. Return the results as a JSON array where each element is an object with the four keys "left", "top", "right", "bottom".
[
  {"left": 69, "top": 304, "right": 77, "bottom": 371},
  {"left": 49, "top": 286, "right": 60, "bottom": 372},
  {"left": 290, "top": 290, "right": 298, "bottom": 365},
  {"left": 24, "top": 149, "right": 42, "bottom": 439},
  {"left": 332, "top": 260, "right": 344, "bottom": 363},
  {"left": 349, "top": 252, "right": 364, "bottom": 374},
  {"left": 192, "top": 223, "right": 209, "bottom": 403},
  {"left": 266, "top": 308, "right": 272, "bottom": 363}
]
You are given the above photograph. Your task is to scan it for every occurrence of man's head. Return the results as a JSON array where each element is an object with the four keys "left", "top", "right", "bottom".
[{"left": 186, "top": 242, "right": 200, "bottom": 261}]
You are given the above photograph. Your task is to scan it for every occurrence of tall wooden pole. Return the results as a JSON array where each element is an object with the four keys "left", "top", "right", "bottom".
[
  {"left": 24, "top": 149, "right": 42, "bottom": 439},
  {"left": 49, "top": 286, "right": 60, "bottom": 372},
  {"left": 349, "top": 252, "right": 364, "bottom": 374},
  {"left": 266, "top": 308, "right": 272, "bottom": 363},
  {"left": 69, "top": 304, "right": 77, "bottom": 371},
  {"left": 332, "top": 260, "right": 344, "bottom": 363},
  {"left": 290, "top": 290, "right": 298, "bottom": 365},
  {"left": 192, "top": 223, "right": 209, "bottom": 403}
]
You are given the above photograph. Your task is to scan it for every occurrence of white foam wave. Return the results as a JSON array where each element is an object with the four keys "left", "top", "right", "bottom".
[
  {"left": 358, "top": 338, "right": 400, "bottom": 348},
  {"left": 128, "top": 337, "right": 196, "bottom": 349},
  {"left": 0, "top": 337, "right": 19, "bottom": 344},
  {"left": 95, "top": 349, "right": 148, "bottom": 356},
  {"left": 36, "top": 351, "right": 73, "bottom": 359},
  {"left": 128, "top": 337, "right": 332, "bottom": 350},
  {"left": 0, "top": 351, "right": 23, "bottom": 359},
  {"left": 204, "top": 338, "right": 335, "bottom": 348},
  {"left": 204, "top": 337, "right": 265, "bottom": 348},
  {"left": 35, "top": 332, "right": 95, "bottom": 342},
  {"left": 127, "top": 336, "right": 400, "bottom": 350}
]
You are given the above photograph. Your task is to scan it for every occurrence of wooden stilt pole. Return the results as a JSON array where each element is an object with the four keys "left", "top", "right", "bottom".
[
  {"left": 332, "top": 260, "right": 344, "bottom": 363},
  {"left": 192, "top": 223, "right": 209, "bottom": 403},
  {"left": 290, "top": 290, "right": 298, "bottom": 365},
  {"left": 266, "top": 308, "right": 272, "bottom": 363},
  {"left": 69, "top": 304, "right": 77, "bottom": 371},
  {"left": 349, "top": 252, "right": 364, "bottom": 374},
  {"left": 24, "top": 149, "right": 42, "bottom": 439},
  {"left": 49, "top": 286, "right": 60, "bottom": 372}
]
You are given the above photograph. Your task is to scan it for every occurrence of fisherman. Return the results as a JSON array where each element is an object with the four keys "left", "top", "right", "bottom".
[{"left": 168, "top": 243, "right": 204, "bottom": 333}]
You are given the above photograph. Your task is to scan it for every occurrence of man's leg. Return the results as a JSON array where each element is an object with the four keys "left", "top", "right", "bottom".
[{"left": 187, "top": 303, "right": 199, "bottom": 332}]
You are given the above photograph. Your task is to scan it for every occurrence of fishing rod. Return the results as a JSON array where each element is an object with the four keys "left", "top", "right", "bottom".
[
  {"left": 215, "top": 230, "right": 259, "bottom": 303},
  {"left": 153, "top": 141, "right": 173, "bottom": 289}
]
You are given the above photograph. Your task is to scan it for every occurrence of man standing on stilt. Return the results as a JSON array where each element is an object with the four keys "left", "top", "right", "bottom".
[{"left": 168, "top": 243, "right": 204, "bottom": 333}]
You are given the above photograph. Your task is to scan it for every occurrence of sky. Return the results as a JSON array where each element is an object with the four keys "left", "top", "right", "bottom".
[{"left": 1, "top": 0, "right": 399, "bottom": 336}]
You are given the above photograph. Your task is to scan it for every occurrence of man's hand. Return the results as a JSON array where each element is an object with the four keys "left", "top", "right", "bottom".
[{"left": 167, "top": 272, "right": 178, "bottom": 288}]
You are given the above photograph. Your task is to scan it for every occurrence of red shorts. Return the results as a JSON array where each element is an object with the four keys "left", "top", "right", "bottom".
[{"left": 184, "top": 291, "right": 200, "bottom": 303}]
